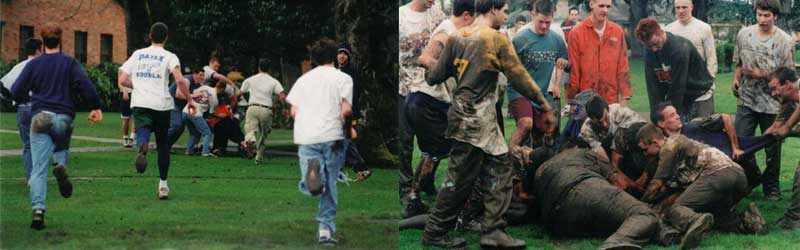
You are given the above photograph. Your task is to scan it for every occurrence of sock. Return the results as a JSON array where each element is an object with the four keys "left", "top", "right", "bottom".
[{"left": 159, "top": 179, "right": 168, "bottom": 188}]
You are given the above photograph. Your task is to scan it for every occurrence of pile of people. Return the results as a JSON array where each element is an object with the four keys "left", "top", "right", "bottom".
[{"left": 399, "top": 0, "right": 799, "bottom": 249}]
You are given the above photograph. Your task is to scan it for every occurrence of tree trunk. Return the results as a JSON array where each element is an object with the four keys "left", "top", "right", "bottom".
[
  {"left": 692, "top": 0, "right": 709, "bottom": 22},
  {"left": 336, "top": 0, "right": 399, "bottom": 167}
]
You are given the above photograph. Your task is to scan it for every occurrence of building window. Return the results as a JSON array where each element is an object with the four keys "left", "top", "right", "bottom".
[
  {"left": 74, "top": 31, "right": 87, "bottom": 64},
  {"left": 19, "top": 25, "right": 34, "bottom": 61},
  {"left": 100, "top": 34, "right": 113, "bottom": 63}
]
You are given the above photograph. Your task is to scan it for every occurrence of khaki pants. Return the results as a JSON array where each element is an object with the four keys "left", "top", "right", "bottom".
[{"left": 244, "top": 106, "right": 273, "bottom": 161}]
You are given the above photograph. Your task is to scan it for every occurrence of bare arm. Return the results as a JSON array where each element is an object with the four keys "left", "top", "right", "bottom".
[
  {"left": 278, "top": 92, "right": 287, "bottom": 106},
  {"left": 721, "top": 114, "right": 743, "bottom": 159},
  {"left": 418, "top": 32, "right": 448, "bottom": 70},
  {"left": 118, "top": 70, "right": 133, "bottom": 89},
  {"left": 173, "top": 67, "right": 196, "bottom": 115},
  {"left": 213, "top": 73, "right": 236, "bottom": 88}
]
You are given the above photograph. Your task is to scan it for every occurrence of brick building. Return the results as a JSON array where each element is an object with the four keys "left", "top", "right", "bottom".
[{"left": 0, "top": 0, "right": 127, "bottom": 65}]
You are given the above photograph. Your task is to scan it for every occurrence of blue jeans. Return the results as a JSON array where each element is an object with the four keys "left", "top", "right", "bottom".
[
  {"left": 298, "top": 140, "right": 346, "bottom": 233},
  {"left": 17, "top": 104, "right": 33, "bottom": 180},
  {"left": 186, "top": 115, "right": 211, "bottom": 155},
  {"left": 29, "top": 111, "right": 72, "bottom": 210},
  {"left": 167, "top": 108, "right": 198, "bottom": 149}
]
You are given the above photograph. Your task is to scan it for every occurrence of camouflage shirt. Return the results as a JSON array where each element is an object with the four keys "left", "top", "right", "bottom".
[
  {"left": 733, "top": 25, "right": 796, "bottom": 114},
  {"left": 398, "top": 4, "right": 446, "bottom": 96},
  {"left": 426, "top": 24, "right": 548, "bottom": 155},
  {"left": 580, "top": 103, "right": 647, "bottom": 150},
  {"left": 653, "top": 135, "right": 742, "bottom": 188}
]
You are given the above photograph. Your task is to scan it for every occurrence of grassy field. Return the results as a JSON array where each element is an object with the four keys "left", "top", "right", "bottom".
[
  {"left": 0, "top": 113, "right": 397, "bottom": 249},
  {"left": 400, "top": 59, "right": 800, "bottom": 249}
]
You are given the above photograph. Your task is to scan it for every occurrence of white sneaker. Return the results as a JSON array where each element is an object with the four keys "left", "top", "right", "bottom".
[
  {"left": 122, "top": 136, "right": 133, "bottom": 148},
  {"left": 158, "top": 184, "right": 169, "bottom": 200}
]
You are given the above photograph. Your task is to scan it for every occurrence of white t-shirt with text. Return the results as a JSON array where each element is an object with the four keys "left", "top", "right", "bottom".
[{"left": 119, "top": 45, "right": 180, "bottom": 111}]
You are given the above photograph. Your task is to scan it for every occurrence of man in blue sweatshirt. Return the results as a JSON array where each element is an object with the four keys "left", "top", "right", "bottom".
[{"left": 11, "top": 23, "right": 104, "bottom": 230}]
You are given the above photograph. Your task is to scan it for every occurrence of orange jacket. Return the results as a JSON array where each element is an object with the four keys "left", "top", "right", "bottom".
[{"left": 566, "top": 16, "right": 631, "bottom": 103}]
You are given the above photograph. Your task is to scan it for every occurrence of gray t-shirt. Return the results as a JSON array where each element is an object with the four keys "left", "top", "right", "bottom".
[{"left": 733, "top": 25, "right": 796, "bottom": 114}]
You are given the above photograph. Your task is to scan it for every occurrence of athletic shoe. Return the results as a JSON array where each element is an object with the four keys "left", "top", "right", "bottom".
[
  {"left": 202, "top": 153, "right": 217, "bottom": 158},
  {"left": 680, "top": 213, "right": 714, "bottom": 250},
  {"left": 122, "top": 136, "right": 133, "bottom": 148},
  {"left": 30, "top": 209, "right": 45, "bottom": 230},
  {"left": 158, "top": 185, "right": 169, "bottom": 200},
  {"left": 306, "top": 159, "right": 322, "bottom": 195},
  {"left": 135, "top": 144, "right": 148, "bottom": 173},
  {"left": 52, "top": 165, "right": 73, "bottom": 198},
  {"left": 318, "top": 230, "right": 337, "bottom": 246}
]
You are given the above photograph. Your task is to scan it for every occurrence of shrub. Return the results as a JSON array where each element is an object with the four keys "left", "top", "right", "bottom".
[
  {"left": 715, "top": 41, "right": 735, "bottom": 74},
  {"left": 0, "top": 60, "right": 18, "bottom": 112}
]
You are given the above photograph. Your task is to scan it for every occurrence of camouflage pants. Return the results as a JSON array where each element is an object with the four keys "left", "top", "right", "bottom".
[
  {"left": 550, "top": 178, "right": 658, "bottom": 249},
  {"left": 423, "top": 140, "right": 513, "bottom": 236},
  {"left": 666, "top": 166, "right": 748, "bottom": 233}
]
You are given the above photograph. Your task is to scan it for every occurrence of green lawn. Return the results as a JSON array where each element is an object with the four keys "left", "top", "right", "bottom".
[
  {"left": 400, "top": 59, "right": 800, "bottom": 249},
  {"left": 0, "top": 113, "right": 397, "bottom": 249},
  {"left": 0, "top": 112, "right": 295, "bottom": 148}
]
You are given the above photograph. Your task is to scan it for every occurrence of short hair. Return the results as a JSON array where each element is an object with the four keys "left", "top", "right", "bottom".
[
  {"left": 258, "top": 58, "right": 270, "bottom": 72},
  {"left": 311, "top": 38, "right": 338, "bottom": 66},
  {"left": 569, "top": 6, "right": 579, "bottom": 14},
  {"left": 635, "top": 18, "right": 662, "bottom": 42},
  {"left": 754, "top": 0, "right": 781, "bottom": 15},
  {"left": 528, "top": 0, "right": 555, "bottom": 16},
  {"left": 24, "top": 38, "right": 42, "bottom": 56},
  {"left": 453, "top": 0, "right": 475, "bottom": 16},
  {"left": 515, "top": 15, "right": 527, "bottom": 23},
  {"left": 191, "top": 67, "right": 204, "bottom": 74},
  {"left": 150, "top": 22, "right": 168, "bottom": 44},
  {"left": 771, "top": 66, "right": 799, "bottom": 85},
  {"left": 650, "top": 101, "right": 673, "bottom": 123},
  {"left": 637, "top": 123, "right": 664, "bottom": 144},
  {"left": 40, "top": 23, "right": 62, "bottom": 49},
  {"left": 475, "top": 0, "right": 507, "bottom": 15},
  {"left": 586, "top": 96, "right": 608, "bottom": 120}
]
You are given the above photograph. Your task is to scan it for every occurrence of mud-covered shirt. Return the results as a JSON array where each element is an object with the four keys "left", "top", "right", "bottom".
[
  {"left": 733, "top": 25, "right": 795, "bottom": 114},
  {"left": 426, "top": 25, "right": 548, "bottom": 155},
  {"left": 653, "top": 135, "right": 741, "bottom": 188},
  {"left": 580, "top": 103, "right": 646, "bottom": 150},
  {"left": 398, "top": 4, "right": 446, "bottom": 96}
]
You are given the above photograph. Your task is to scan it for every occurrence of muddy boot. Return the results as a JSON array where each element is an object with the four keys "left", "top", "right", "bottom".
[
  {"left": 401, "top": 196, "right": 428, "bottom": 219},
  {"left": 52, "top": 165, "right": 73, "bottom": 198},
  {"left": 422, "top": 233, "right": 467, "bottom": 249},
  {"left": 741, "top": 202, "right": 767, "bottom": 234},
  {"left": 400, "top": 214, "right": 429, "bottom": 230},
  {"left": 135, "top": 143, "right": 148, "bottom": 173},
  {"left": 480, "top": 229, "right": 526, "bottom": 250},
  {"left": 680, "top": 213, "right": 714, "bottom": 250},
  {"left": 776, "top": 215, "right": 800, "bottom": 230},
  {"left": 654, "top": 220, "right": 681, "bottom": 246}
]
